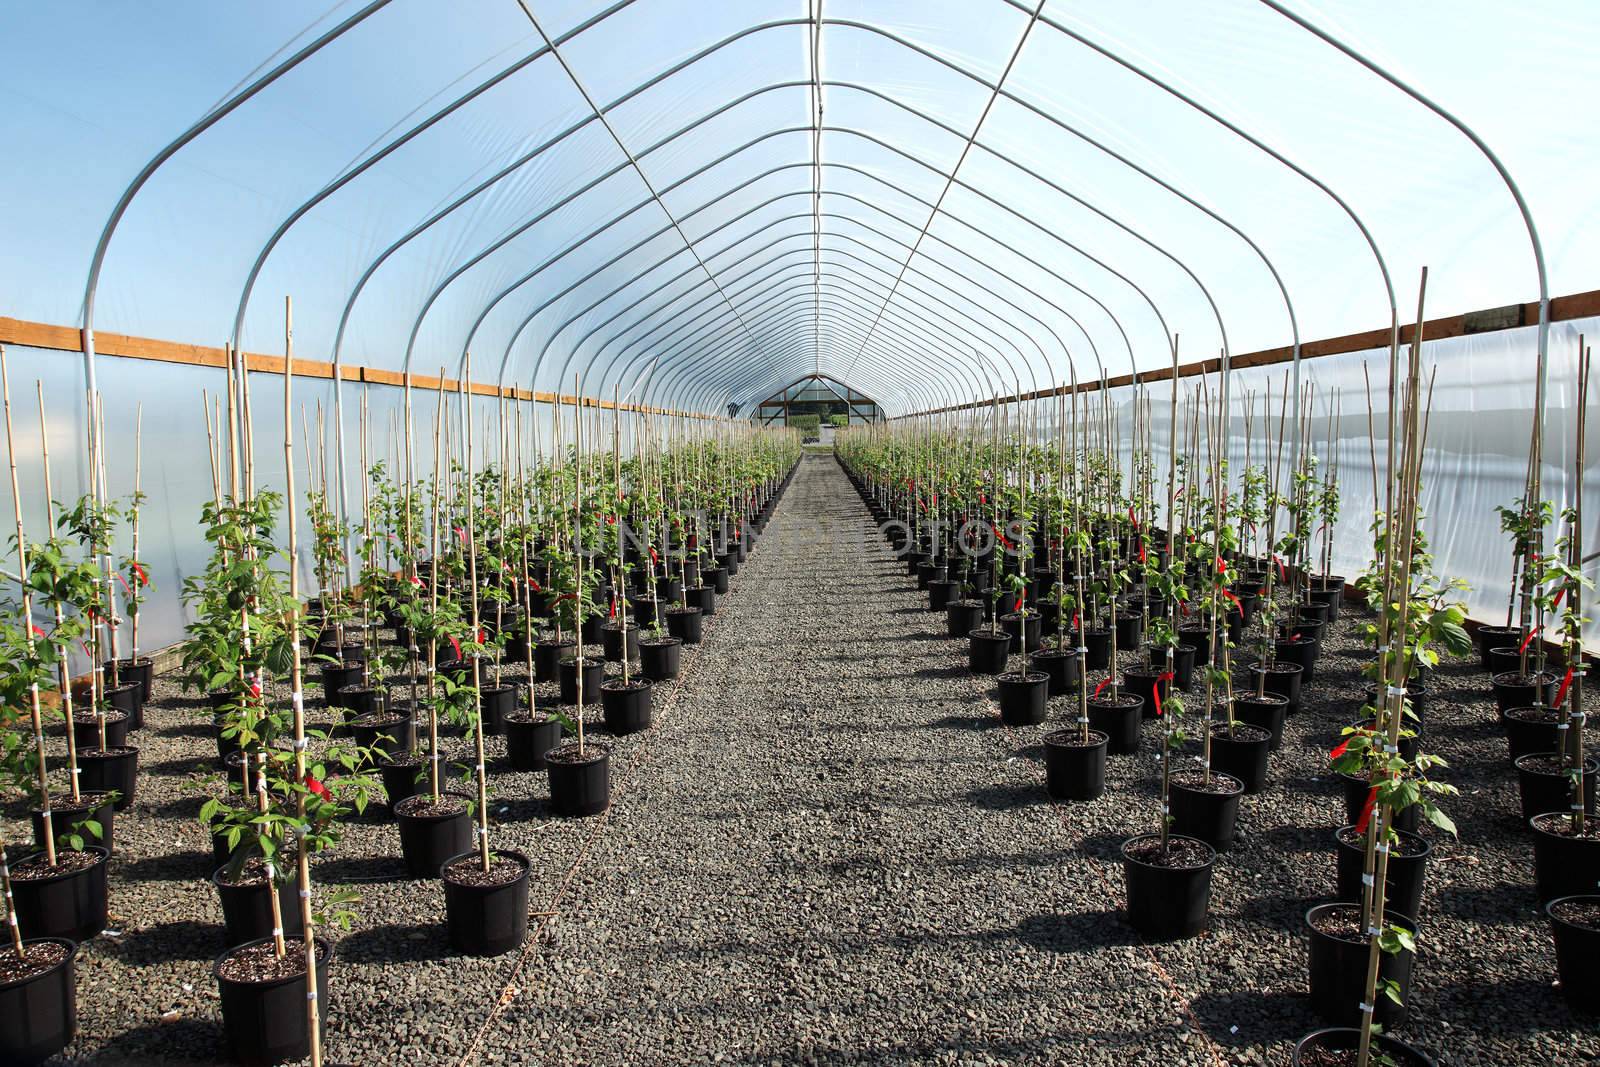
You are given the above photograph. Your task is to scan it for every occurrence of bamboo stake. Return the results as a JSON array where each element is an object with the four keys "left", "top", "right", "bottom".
[
  {"left": 37, "top": 384, "right": 81, "bottom": 803},
  {"left": 463, "top": 356, "right": 491, "bottom": 872}
]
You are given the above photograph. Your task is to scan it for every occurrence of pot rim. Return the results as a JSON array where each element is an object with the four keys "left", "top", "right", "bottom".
[
  {"left": 1546, "top": 893, "right": 1600, "bottom": 932},
  {"left": 545, "top": 741, "right": 612, "bottom": 766},
  {"left": 213, "top": 934, "right": 331, "bottom": 989},
  {"left": 393, "top": 790, "right": 474, "bottom": 821},
  {"left": 1042, "top": 727, "right": 1109, "bottom": 748},
  {"left": 1529, "top": 810, "right": 1600, "bottom": 837},
  {"left": 439, "top": 848, "right": 532, "bottom": 888},
  {"left": 1514, "top": 752, "right": 1599, "bottom": 776},
  {"left": 10, "top": 846, "right": 111, "bottom": 885},
  {"left": 1303, "top": 899, "right": 1418, "bottom": 939},
  {"left": 0, "top": 936, "right": 78, "bottom": 991},
  {"left": 1292, "top": 1027, "right": 1434, "bottom": 1066},
  {"left": 1333, "top": 823, "right": 1432, "bottom": 858},
  {"left": 1119, "top": 832, "right": 1216, "bottom": 869}
]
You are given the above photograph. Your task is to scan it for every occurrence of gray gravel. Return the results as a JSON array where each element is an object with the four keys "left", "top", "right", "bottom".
[{"left": 32, "top": 453, "right": 1600, "bottom": 1065}]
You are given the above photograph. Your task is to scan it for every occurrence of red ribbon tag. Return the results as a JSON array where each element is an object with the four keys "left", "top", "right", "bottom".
[
  {"left": 1555, "top": 665, "right": 1576, "bottom": 708},
  {"left": 1329, "top": 738, "right": 1350, "bottom": 760},
  {"left": 1153, "top": 671, "right": 1174, "bottom": 717},
  {"left": 979, "top": 493, "right": 987, "bottom": 505},
  {"left": 1222, "top": 589, "right": 1243, "bottom": 616},
  {"left": 448, "top": 635, "right": 462, "bottom": 661},
  {"left": 1013, "top": 595, "right": 1024, "bottom": 613},
  {"left": 1092, "top": 677, "right": 1110, "bottom": 699},
  {"left": 1215, "top": 555, "right": 1226, "bottom": 576},
  {"left": 609, "top": 596, "right": 617, "bottom": 620},
  {"left": 1071, "top": 613, "right": 1080, "bottom": 631},
  {"left": 1128, "top": 507, "right": 1139, "bottom": 529},
  {"left": 1275, "top": 556, "right": 1287, "bottom": 581},
  {"left": 132, "top": 562, "right": 148, "bottom": 586},
  {"left": 528, "top": 578, "right": 542, "bottom": 592},
  {"left": 606, "top": 515, "right": 616, "bottom": 526},
  {"left": 1137, "top": 539, "right": 1147, "bottom": 564},
  {"left": 649, "top": 547, "right": 660, "bottom": 565},
  {"left": 1518, "top": 627, "right": 1538, "bottom": 654},
  {"left": 115, "top": 571, "right": 132, "bottom": 595},
  {"left": 29, "top": 624, "right": 45, "bottom": 638},
  {"left": 1354, "top": 785, "right": 1380, "bottom": 834},
  {"left": 306, "top": 776, "right": 331, "bottom": 801},
  {"left": 453, "top": 526, "right": 467, "bottom": 545},
  {"left": 1554, "top": 587, "right": 1568, "bottom": 612}
]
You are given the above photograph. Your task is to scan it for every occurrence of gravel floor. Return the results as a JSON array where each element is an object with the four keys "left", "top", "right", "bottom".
[{"left": 30, "top": 453, "right": 1600, "bottom": 1065}]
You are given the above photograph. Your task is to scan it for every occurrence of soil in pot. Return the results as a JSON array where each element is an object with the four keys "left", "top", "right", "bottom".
[
  {"left": 1292, "top": 1028, "right": 1435, "bottom": 1066},
  {"left": 393, "top": 793, "right": 473, "bottom": 879},
  {"left": 967, "top": 629, "right": 1011, "bottom": 676},
  {"left": 1042, "top": 729, "right": 1108, "bottom": 801},
  {"left": 1086, "top": 693, "right": 1143, "bottom": 755},
  {"left": 8, "top": 847, "right": 110, "bottom": 943},
  {"left": 75, "top": 747, "right": 138, "bottom": 811},
  {"left": 503, "top": 710, "right": 564, "bottom": 771},
  {"left": 31, "top": 793, "right": 116, "bottom": 856},
  {"left": 1332, "top": 821, "right": 1431, "bottom": 919},
  {"left": 602, "top": 678, "right": 653, "bottom": 735},
  {"left": 350, "top": 713, "right": 414, "bottom": 768},
  {"left": 1169, "top": 769, "right": 1244, "bottom": 852},
  {"left": 1207, "top": 721, "right": 1271, "bottom": 794},
  {"left": 1530, "top": 811, "right": 1600, "bottom": 904},
  {"left": 214, "top": 935, "right": 329, "bottom": 1067},
  {"left": 1306, "top": 901, "right": 1416, "bottom": 1028},
  {"left": 1514, "top": 753, "right": 1599, "bottom": 823},
  {"left": 995, "top": 670, "right": 1048, "bottom": 725},
  {"left": 639, "top": 636, "right": 682, "bottom": 681},
  {"left": 1491, "top": 669, "right": 1559, "bottom": 713},
  {"left": 213, "top": 858, "right": 305, "bottom": 948},
  {"left": 0, "top": 937, "right": 77, "bottom": 1066},
  {"left": 1251, "top": 661, "right": 1304, "bottom": 713},
  {"left": 70, "top": 710, "right": 130, "bottom": 751},
  {"left": 1503, "top": 705, "right": 1581, "bottom": 762},
  {"left": 1121, "top": 834, "right": 1214, "bottom": 940},
  {"left": 999, "top": 611, "right": 1043, "bottom": 653},
  {"left": 441, "top": 850, "right": 532, "bottom": 957},
  {"left": 547, "top": 743, "right": 611, "bottom": 817},
  {"left": 1547, "top": 894, "right": 1600, "bottom": 1011}
]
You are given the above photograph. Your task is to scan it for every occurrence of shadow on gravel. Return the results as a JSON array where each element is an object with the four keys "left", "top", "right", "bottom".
[
  {"left": 1434, "top": 880, "right": 1543, "bottom": 925},
  {"left": 337, "top": 921, "right": 456, "bottom": 964},
  {"left": 966, "top": 782, "right": 1040, "bottom": 811},
  {"left": 139, "top": 795, "right": 206, "bottom": 821},
  {"left": 316, "top": 853, "right": 409, "bottom": 885},
  {"left": 928, "top": 713, "right": 1000, "bottom": 732},
  {"left": 912, "top": 663, "right": 970, "bottom": 681},
  {"left": 1188, "top": 987, "right": 1309, "bottom": 1048},
  {"left": 1013, "top": 910, "right": 1138, "bottom": 954},
  {"left": 115, "top": 851, "right": 214, "bottom": 882},
  {"left": 156, "top": 722, "right": 216, "bottom": 741},
  {"left": 106, "top": 919, "right": 219, "bottom": 963},
  {"left": 98, "top": 1017, "right": 223, "bottom": 1064},
  {"left": 1243, "top": 823, "right": 1324, "bottom": 854}
]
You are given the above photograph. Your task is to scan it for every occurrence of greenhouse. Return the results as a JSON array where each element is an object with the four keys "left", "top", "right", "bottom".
[{"left": 1, "top": 1, "right": 1598, "bottom": 1064}]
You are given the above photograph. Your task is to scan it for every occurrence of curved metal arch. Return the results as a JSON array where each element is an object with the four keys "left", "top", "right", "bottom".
[
  {"left": 511, "top": 205, "right": 1047, "bottom": 412},
  {"left": 564, "top": 232, "right": 1044, "bottom": 415},
  {"left": 751, "top": 373, "right": 887, "bottom": 419},
  {"left": 647, "top": 277, "right": 1001, "bottom": 411},
  {"left": 554, "top": 204, "right": 1077, "bottom": 404}
]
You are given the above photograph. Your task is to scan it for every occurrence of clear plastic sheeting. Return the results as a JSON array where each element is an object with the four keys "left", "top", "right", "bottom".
[{"left": 0, "top": 0, "right": 1595, "bottom": 417}]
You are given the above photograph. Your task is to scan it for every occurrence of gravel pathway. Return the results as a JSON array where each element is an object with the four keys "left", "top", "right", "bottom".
[{"left": 33, "top": 453, "right": 1600, "bottom": 1065}]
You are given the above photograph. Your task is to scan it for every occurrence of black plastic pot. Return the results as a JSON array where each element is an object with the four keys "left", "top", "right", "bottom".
[
  {"left": 478, "top": 684, "right": 516, "bottom": 736},
  {"left": 1273, "top": 636, "right": 1321, "bottom": 685},
  {"left": 1531, "top": 811, "right": 1600, "bottom": 904},
  {"left": 1503, "top": 706, "right": 1580, "bottom": 762},
  {"left": 1208, "top": 722, "right": 1271, "bottom": 794},
  {"left": 350, "top": 713, "right": 415, "bottom": 766},
  {"left": 319, "top": 660, "right": 364, "bottom": 708},
  {"left": 1251, "top": 661, "right": 1303, "bottom": 714},
  {"left": 927, "top": 579, "right": 958, "bottom": 611},
  {"left": 105, "top": 680, "right": 143, "bottom": 729},
  {"left": 639, "top": 636, "right": 682, "bottom": 681},
  {"left": 1308, "top": 577, "right": 1346, "bottom": 619},
  {"left": 214, "top": 936, "right": 329, "bottom": 1066},
  {"left": 1306, "top": 902, "right": 1416, "bottom": 1027},
  {"left": 504, "top": 712, "right": 563, "bottom": 771},
  {"left": 1114, "top": 611, "right": 1143, "bottom": 650},
  {"left": 8, "top": 848, "right": 109, "bottom": 943},
  {"left": 337, "top": 684, "right": 386, "bottom": 720},
  {"left": 547, "top": 743, "right": 611, "bottom": 817},
  {"left": 665, "top": 606, "right": 703, "bottom": 645},
  {"left": 688, "top": 584, "right": 716, "bottom": 618},
  {"left": 70, "top": 710, "right": 130, "bottom": 752},
  {"left": 1086, "top": 694, "right": 1143, "bottom": 755},
  {"left": 1176, "top": 626, "right": 1213, "bottom": 668},
  {"left": 1233, "top": 692, "right": 1289, "bottom": 751},
  {"left": 1121, "top": 834, "right": 1215, "bottom": 940},
  {"left": 535, "top": 638, "right": 577, "bottom": 683},
  {"left": 968, "top": 630, "right": 1011, "bottom": 675},
  {"left": 601, "top": 623, "right": 640, "bottom": 663},
  {"left": 31, "top": 795, "right": 115, "bottom": 857},
  {"left": 1334, "top": 824, "right": 1430, "bottom": 920},
  {"left": 706, "top": 566, "right": 730, "bottom": 595},
  {"left": 1292, "top": 1028, "right": 1435, "bottom": 1066},
  {"left": 1514, "top": 754, "right": 1598, "bottom": 823},
  {"left": 999, "top": 611, "right": 1042, "bottom": 653},
  {"left": 76, "top": 747, "right": 138, "bottom": 811},
  {"left": 1491, "top": 670, "right": 1559, "bottom": 713},
  {"left": 378, "top": 756, "right": 424, "bottom": 812},
  {"left": 1122, "top": 666, "right": 1170, "bottom": 720},
  {"left": 1474, "top": 624, "right": 1521, "bottom": 671},
  {"left": 1080, "top": 627, "right": 1112, "bottom": 671},
  {"left": 558, "top": 655, "right": 605, "bottom": 706},
  {"left": 441, "top": 849, "right": 531, "bottom": 957},
  {"left": 631, "top": 596, "right": 664, "bottom": 630},
  {"left": 1029, "top": 648, "right": 1081, "bottom": 696},
  {"left": 1043, "top": 729, "right": 1108, "bottom": 801},
  {"left": 0, "top": 937, "right": 77, "bottom": 1066},
  {"left": 394, "top": 793, "right": 473, "bottom": 879},
  {"left": 602, "top": 678, "right": 653, "bottom": 734},
  {"left": 1547, "top": 894, "right": 1600, "bottom": 1011},
  {"left": 116, "top": 655, "right": 155, "bottom": 705},
  {"left": 1169, "top": 772, "right": 1243, "bottom": 852},
  {"left": 214, "top": 864, "right": 305, "bottom": 948},
  {"left": 945, "top": 600, "right": 983, "bottom": 639},
  {"left": 996, "top": 670, "right": 1048, "bottom": 725},
  {"left": 1148, "top": 643, "right": 1196, "bottom": 691}
]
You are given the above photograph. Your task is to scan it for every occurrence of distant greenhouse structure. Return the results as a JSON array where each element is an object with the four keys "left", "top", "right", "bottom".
[{"left": 753, "top": 373, "right": 883, "bottom": 427}]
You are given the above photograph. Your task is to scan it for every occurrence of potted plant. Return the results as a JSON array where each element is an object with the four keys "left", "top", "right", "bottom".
[{"left": 0, "top": 832, "right": 77, "bottom": 1066}]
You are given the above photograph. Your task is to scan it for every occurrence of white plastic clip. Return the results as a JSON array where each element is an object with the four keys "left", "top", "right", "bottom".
[
  {"left": 1359, "top": 1001, "right": 1375, "bottom": 1015},
  {"left": 1361, "top": 873, "right": 1375, "bottom": 887},
  {"left": 1386, "top": 685, "right": 1407, "bottom": 698}
]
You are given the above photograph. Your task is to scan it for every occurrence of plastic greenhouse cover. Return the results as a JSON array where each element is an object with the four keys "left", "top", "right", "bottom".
[{"left": 1, "top": 0, "right": 1596, "bottom": 416}]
